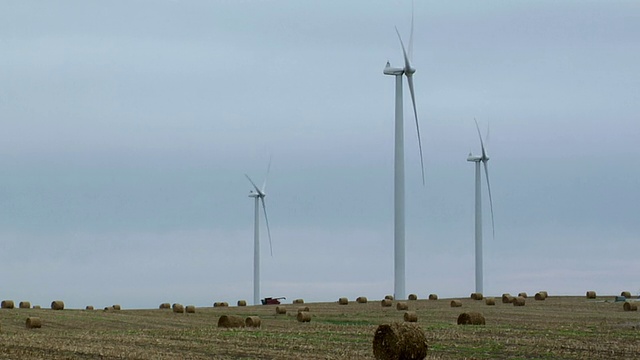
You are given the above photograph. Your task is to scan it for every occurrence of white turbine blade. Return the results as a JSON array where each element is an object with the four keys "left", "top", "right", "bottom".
[
  {"left": 482, "top": 161, "right": 495, "bottom": 239},
  {"left": 407, "top": 74, "right": 425, "bottom": 185},
  {"left": 395, "top": 26, "right": 412, "bottom": 71},
  {"left": 261, "top": 155, "right": 272, "bottom": 193},
  {"left": 408, "top": 0, "right": 414, "bottom": 61},
  {"left": 245, "top": 174, "right": 262, "bottom": 195},
  {"left": 260, "top": 198, "right": 273, "bottom": 257},
  {"left": 474, "top": 118, "right": 486, "bottom": 159}
]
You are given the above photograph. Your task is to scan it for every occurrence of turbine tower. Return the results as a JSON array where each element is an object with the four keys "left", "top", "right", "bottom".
[
  {"left": 467, "top": 119, "right": 494, "bottom": 294},
  {"left": 383, "top": 11, "right": 425, "bottom": 300},
  {"left": 245, "top": 165, "right": 273, "bottom": 306}
]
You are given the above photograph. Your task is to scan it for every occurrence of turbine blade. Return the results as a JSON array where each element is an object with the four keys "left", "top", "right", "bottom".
[
  {"left": 395, "top": 26, "right": 411, "bottom": 71},
  {"left": 245, "top": 174, "right": 262, "bottom": 195},
  {"left": 483, "top": 161, "right": 495, "bottom": 240},
  {"left": 261, "top": 155, "right": 272, "bottom": 193},
  {"left": 408, "top": 0, "right": 414, "bottom": 61},
  {"left": 260, "top": 198, "right": 273, "bottom": 257},
  {"left": 407, "top": 74, "right": 425, "bottom": 185},
  {"left": 474, "top": 118, "right": 486, "bottom": 160}
]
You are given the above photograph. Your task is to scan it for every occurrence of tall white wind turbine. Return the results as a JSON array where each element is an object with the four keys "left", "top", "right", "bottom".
[
  {"left": 467, "top": 120, "right": 494, "bottom": 294},
  {"left": 383, "top": 10, "right": 425, "bottom": 300},
  {"left": 245, "top": 164, "right": 273, "bottom": 306}
]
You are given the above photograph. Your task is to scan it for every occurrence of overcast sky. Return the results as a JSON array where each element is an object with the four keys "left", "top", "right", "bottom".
[{"left": 1, "top": 0, "right": 639, "bottom": 309}]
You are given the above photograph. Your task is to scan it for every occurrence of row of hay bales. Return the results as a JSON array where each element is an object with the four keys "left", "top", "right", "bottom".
[
  {"left": 586, "top": 291, "right": 636, "bottom": 299},
  {"left": 2, "top": 300, "right": 64, "bottom": 310}
]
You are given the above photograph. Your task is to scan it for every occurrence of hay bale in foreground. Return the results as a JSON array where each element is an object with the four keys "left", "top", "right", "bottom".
[
  {"left": 457, "top": 312, "right": 485, "bottom": 325},
  {"left": 428, "top": 294, "right": 438, "bottom": 300},
  {"left": 172, "top": 303, "right": 184, "bottom": 313},
  {"left": 396, "top": 302, "right": 409, "bottom": 311},
  {"left": 237, "top": 300, "right": 247, "bottom": 307},
  {"left": 381, "top": 299, "right": 393, "bottom": 307},
  {"left": 159, "top": 303, "right": 171, "bottom": 309},
  {"left": 485, "top": 298, "right": 496, "bottom": 306},
  {"left": 19, "top": 301, "right": 31, "bottom": 309},
  {"left": 297, "top": 311, "right": 311, "bottom": 322},
  {"left": 470, "top": 293, "right": 483, "bottom": 300},
  {"left": 338, "top": 297, "right": 349, "bottom": 305},
  {"left": 539, "top": 291, "right": 548, "bottom": 298},
  {"left": 246, "top": 316, "right": 261, "bottom": 328},
  {"left": 501, "top": 294, "right": 513, "bottom": 304},
  {"left": 1, "top": 300, "right": 15, "bottom": 309},
  {"left": 450, "top": 300, "right": 462, "bottom": 308},
  {"left": 513, "top": 296, "right": 526, "bottom": 306},
  {"left": 112, "top": 304, "right": 121, "bottom": 311},
  {"left": 185, "top": 305, "right": 196, "bottom": 313},
  {"left": 357, "top": 296, "right": 368, "bottom": 304},
  {"left": 51, "top": 301, "right": 64, "bottom": 310},
  {"left": 293, "top": 298, "right": 304, "bottom": 304},
  {"left": 408, "top": 294, "right": 418, "bottom": 301},
  {"left": 373, "top": 322, "right": 428, "bottom": 360},
  {"left": 385, "top": 295, "right": 394, "bottom": 301},
  {"left": 297, "top": 306, "right": 310, "bottom": 313},
  {"left": 518, "top": 292, "right": 528, "bottom": 298},
  {"left": 621, "top": 291, "right": 632, "bottom": 298},
  {"left": 85, "top": 306, "right": 94, "bottom": 310},
  {"left": 534, "top": 292, "right": 546, "bottom": 301},
  {"left": 26, "top": 317, "right": 42, "bottom": 329},
  {"left": 586, "top": 291, "right": 596, "bottom": 299},
  {"left": 404, "top": 311, "right": 418, "bottom": 322},
  {"left": 623, "top": 302, "right": 638, "bottom": 311},
  {"left": 218, "top": 315, "right": 245, "bottom": 328},
  {"left": 275, "top": 306, "right": 287, "bottom": 315}
]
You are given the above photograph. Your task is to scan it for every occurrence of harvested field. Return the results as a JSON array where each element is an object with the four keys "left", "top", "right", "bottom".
[{"left": 0, "top": 296, "right": 638, "bottom": 359}]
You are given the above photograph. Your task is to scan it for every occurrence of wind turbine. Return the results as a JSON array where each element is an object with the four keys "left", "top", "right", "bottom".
[
  {"left": 245, "top": 163, "right": 273, "bottom": 306},
  {"left": 467, "top": 119, "right": 494, "bottom": 294},
  {"left": 383, "top": 8, "right": 425, "bottom": 300}
]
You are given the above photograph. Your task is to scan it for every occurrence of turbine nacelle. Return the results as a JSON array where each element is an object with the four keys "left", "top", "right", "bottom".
[{"left": 383, "top": 62, "right": 405, "bottom": 76}]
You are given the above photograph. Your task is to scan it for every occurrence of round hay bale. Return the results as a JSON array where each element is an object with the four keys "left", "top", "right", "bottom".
[
  {"left": 408, "top": 294, "right": 418, "bottom": 301},
  {"left": 428, "top": 294, "right": 438, "bottom": 300},
  {"left": 51, "top": 300, "right": 64, "bottom": 310},
  {"left": 218, "top": 315, "right": 245, "bottom": 328},
  {"left": 185, "top": 305, "right": 196, "bottom": 313},
  {"left": 539, "top": 291, "right": 548, "bottom": 298},
  {"left": 172, "top": 303, "right": 184, "bottom": 313},
  {"left": 103, "top": 306, "right": 114, "bottom": 311},
  {"left": 338, "top": 297, "right": 349, "bottom": 305},
  {"left": 513, "top": 296, "right": 526, "bottom": 306},
  {"left": 457, "top": 312, "right": 485, "bottom": 325},
  {"left": 237, "top": 300, "right": 247, "bottom": 307},
  {"left": 381, "top": 299, "right": 393, "bottom": 307},
  {"left": 213, "top": 301, "right": 229, "bottom": 307},
  {"left": 275, "top": 306, "right": 287, "bottom": 315},
  {"left": 372, "top": 322, "right": 428, "bottom": 360},
  {"left": 621, "top": 291, "right": 632, "bottom": 298},
  {"left": 245, "top": 316, "right": 261, "bottom": 328},
  {"left": 403, "top": 311, "right": 418, "bottom": 323},
  {"left": 213, "top": 302, "right": 221, "bottom": 307},
  {"left": 396, "top": 302, "right": 409, "bottom": 311},
  {"left": 159, "top": 303, "right": 171, "bottom": 309},
  {"left": 501, "top": 294, "right": 513, "bottom": 304},
  {"left": 586, "top": 291, "right": 596, "bottom": 299},
  {"left": 85, "top": 306, "right": 94, "bottom": 311},
  {"left": 450, "top": 300, "right": 462, "bottom": 308},
  {"left": 1, "top": 300, "right": 15, "bottom": 309},
  {"left": 32, "top": 305, "right": 41, "bottom": 309},
  {"left": 518, "top": 292, "right": 528, "bottom": 298},
  {"left": 485, "top": 298, "right": 496, "bottom": 306},
  {"left": 357, "top": 296, "right": 368, "bottom": 304},
  {"left": 26, "top": 317, "right": 42, "bottom": 329},
  {"left": 297, "top": 306, "right": 310, "bottom": 313},
  {"left": 293, "top": 298, "right": 304, "bottom": 304},
  {"left": 112, "top": 304, "right": 121, "bottom": 311},
  {"left": 297, "top": 311, "right": 312, "bottom": 322},
  {"left": 385, "top": 295, "right": 394, "bottom": 301},
  {"left": 534, "top": 292, "right": 546, "bottom": 301},
  {"left": 470, "top": 293, "right": 483, "bottom": 300},
  {"left": 19, "top": 301, "right": 31, "bottom": 309},
  {"left": 623, "top": 302, "right": 638, "bottom": 311}
]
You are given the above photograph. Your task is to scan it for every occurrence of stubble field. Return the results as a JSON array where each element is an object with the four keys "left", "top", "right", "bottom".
[{"left": 1, "top": 295, "right": 639, "bottom": 359}]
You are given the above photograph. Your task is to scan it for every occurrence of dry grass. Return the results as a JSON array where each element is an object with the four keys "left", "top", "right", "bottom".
[{"left": 0, "top": 296, "right": 639, "bottom": 359}]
